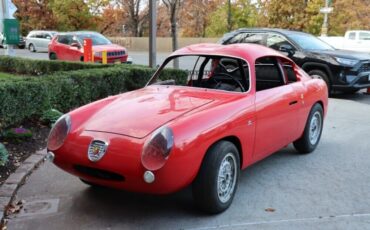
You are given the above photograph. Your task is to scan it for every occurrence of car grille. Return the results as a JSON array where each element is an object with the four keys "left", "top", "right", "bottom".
[
  {"left": 359, "top": 62, "right": 370, "bottom": 72},
  {"left": 107, "top": 50, "right": 125, "bottom": 57},
  {"left": 74, "top": 165, "right": 125, "bottom": 181}
]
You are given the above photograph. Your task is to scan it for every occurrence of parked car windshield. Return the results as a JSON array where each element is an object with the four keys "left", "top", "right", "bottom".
[
  {"left": 148, "top": 55, "right": 250, "bottom": 93},
  {"left": 289, "top": 34, "right": 335, "bottom": 51},
  {"left": 76, "top": 33, "right": 112, "bottom": 45}
]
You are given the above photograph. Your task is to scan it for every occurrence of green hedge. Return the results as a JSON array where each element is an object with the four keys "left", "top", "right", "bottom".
[
  {"left": 0, "top": 63, "right": 187, "bottom": 130},
  {"left": 0, "top": 56, "right": 110, "bottom": 76}
]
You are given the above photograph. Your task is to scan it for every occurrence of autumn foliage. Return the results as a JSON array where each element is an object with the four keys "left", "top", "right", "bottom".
[{"left": 12, "top": 0, "right": 370, "bottom": 37}]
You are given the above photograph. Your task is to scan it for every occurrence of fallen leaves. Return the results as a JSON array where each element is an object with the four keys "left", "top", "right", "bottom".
[
  {"left": 265, "top": 207, "right": 276, "bottom": 212},
  {"left": 4, "top": 200, "right": 25, "bottom": 216}
]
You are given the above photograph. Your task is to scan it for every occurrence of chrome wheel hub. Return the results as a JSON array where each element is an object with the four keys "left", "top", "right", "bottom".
[
  {"left": 217, "top": 153, "right": 237, "bottom": 203},
  {"left": 309, "top": 111, "right": 322, "bottom": 145}
]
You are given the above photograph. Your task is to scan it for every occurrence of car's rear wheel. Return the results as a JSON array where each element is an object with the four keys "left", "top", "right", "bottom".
[
  {"left": 293, "top": 103, "right": 324, "bottom": 154},
  {"left": 308, "top": 70, "right": 331, "bottom": 94},
  {"left": 49, "top": 52, "right": 57, "bottom": 60},
  {"left": 192, "top": 141, "right": 240, "bottom": 214},
  {"left": 29, "top": 43, "right": 36, "bottom": 52}
]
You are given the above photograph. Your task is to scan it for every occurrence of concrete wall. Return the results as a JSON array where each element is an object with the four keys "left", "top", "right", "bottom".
[{"left": 109, "top": 37, "right": 219, "bottom": 52}]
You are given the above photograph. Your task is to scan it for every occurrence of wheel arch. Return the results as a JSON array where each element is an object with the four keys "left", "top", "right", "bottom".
[
  {"left": 302, "top": 62, "right": 333, "bottom": 82},
  {"left": 205, "top": 135, "right": 243, "bottom": 169}
]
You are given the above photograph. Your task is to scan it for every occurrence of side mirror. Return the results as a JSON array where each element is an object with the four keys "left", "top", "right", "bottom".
[
  {"left": 46, "top": 36, "right": 52, "bottom": 40},
  {"left": 70, "top": 43, "right": 80, "bottom": 49},
  {"left": 279, "top": 44, "right": 295, "bottom": 55}
]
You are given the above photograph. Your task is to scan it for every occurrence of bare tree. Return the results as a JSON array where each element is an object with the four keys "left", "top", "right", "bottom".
[
  {"left": 117, "top": 0, "right": 149, "bottom": 37},
  {"left": 162, "top": 0, "right": 182, "bottom": 68}
]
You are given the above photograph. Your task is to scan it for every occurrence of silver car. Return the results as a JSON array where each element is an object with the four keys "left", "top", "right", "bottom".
[{"left": 26, "top": 30, "right": 57, "bottom": 52}]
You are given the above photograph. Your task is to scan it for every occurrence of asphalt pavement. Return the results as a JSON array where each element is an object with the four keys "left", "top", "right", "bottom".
[
  {"left": 0, "top": 47, "right": 171, "bottom": 67},
  {"left": 5, "top": 92, "right": 370, "bottom": 229}
]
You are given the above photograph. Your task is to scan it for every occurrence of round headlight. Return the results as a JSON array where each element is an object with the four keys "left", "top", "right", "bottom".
[
  {"left": 47, "top": 114, "right": 71, "bottom": 151},
  {"left": 141, "top": 126, "right": 174, "bottom": 171}
]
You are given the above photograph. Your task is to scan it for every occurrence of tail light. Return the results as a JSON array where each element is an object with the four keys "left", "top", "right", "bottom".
[
  {"left": 47, "top": 114, "right": 71, "bottom": 151},
  {"left": 141, "top": 126, "right": 174, "bottom": 171}
]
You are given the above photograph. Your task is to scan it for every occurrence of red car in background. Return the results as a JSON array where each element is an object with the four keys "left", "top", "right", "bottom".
[{"left": 48, "top": 31, "right": 128, "bottom": 63}]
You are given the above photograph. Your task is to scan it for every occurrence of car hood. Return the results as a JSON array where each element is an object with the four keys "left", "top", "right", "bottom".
[
  {"left": 93, "top": 44, "right": 125, "bottom": 52},
  {"left": 84, "top": 86, "right": 214, "bottom": 138},
  {"left": 311, "top": 49, "right": 370, "bottom": 60}
]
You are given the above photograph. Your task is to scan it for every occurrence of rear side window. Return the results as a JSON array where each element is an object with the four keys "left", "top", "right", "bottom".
[
  {"left": 255, "top": 57, "right": 285, "bottom": 91},
  {"left": 359, "top": 32, "right": 370, "bottom": 40},
  {"left": 282, "top": 64, "right": 297, "bottom": 83},
  {"left": 227, "top": 33, "right": 264, "bottom": 45}
]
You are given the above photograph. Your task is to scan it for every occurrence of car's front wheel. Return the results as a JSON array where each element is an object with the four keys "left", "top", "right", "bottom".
[
  {"left": 29, "top": 44, "right": 36, "bottom": 52},
  {"left": 293, "top": 103, "right": 324, "bottom": 153},
  {"left": 193, "top": 141, "right": 240, "bottom": 214},
  {"left": 49, "top": 52, "right": 57, "bottom": 60}
]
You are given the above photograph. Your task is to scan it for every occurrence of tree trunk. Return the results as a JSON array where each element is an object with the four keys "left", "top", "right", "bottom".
[{"left": 170, "top": 19, "right": 179, "bottom": 68}]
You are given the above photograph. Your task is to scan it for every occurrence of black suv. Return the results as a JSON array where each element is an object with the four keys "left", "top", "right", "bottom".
[{"left": 220, "top": 28, "right": 370, "bottom": 93}]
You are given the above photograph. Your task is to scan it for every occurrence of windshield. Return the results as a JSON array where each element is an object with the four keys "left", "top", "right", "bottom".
[
  {"left": 289, "top": 34, "right": 334, "bottom": 50},
  {"left": 76, "top": 33, "right": 112, "bottom": 45},
  {"left": 148, "top": 55, "right": 250, "bottom": 93}
]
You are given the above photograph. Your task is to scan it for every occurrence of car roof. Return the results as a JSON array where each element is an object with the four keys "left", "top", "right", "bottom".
[
  {"left": 56, "top": 31, "right": 100, "bottom": 36},
  {"left": 29, "top": 30, "right": 57, "bottom": 33},
  {"left": 233, "top": 28, "right": 310, "bottom": 36},
  {"left": 170, "top": 43, "right": 293, "bottom": 64}
]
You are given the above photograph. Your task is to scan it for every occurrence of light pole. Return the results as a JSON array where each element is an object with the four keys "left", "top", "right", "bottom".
[
  {"left": 149, "top": 0, "right": 157, "bottom": 68},
  {"left": 320, "top": 0, "right": 333, "bottom": 36},
  {"left": 227, "top": 0, "right": 231, "bottom": 32}
]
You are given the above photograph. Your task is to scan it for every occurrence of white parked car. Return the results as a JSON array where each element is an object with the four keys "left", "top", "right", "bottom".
[
  {"left": 319, "top": 30, "right": 370, "bottom": 53},
  {"left": 26, "top": 30, "right": 57, "bottom": 52}
]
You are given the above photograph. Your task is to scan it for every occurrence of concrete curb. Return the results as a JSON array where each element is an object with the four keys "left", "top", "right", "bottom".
[{"left": 0, "top": 149, "right": 46, "bottom": 226}]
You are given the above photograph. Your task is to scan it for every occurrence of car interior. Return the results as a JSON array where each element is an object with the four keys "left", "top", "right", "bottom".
[{"left": 151, "top": 55, "right": 298, "bottom": 93}]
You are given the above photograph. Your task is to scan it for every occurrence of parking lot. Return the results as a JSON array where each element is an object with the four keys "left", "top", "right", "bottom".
[
  {"left": 0, "top": 48, "right": 171, "bottom": 67},
  {"left": 5, "top": 90, "right": 370, "bottom": 229}
]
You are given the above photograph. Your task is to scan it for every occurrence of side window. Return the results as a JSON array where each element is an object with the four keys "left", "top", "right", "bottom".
[
  {"left": 241, "top": 33, "right": 264, "bottom": 44},
  {"left": 359, "top": 32, "right": 370, "bottom": 41},
  {"left": 267, "top": 34, "right": 294, "bottom": 51},
  {"left": 57, "top": 35, "right": 71, "bottom": 45},
  {"left": 255, "top": 57, "right": 285, "bottom": 91},
  {"left": 35, "top": 33, "right": 43, "bottom": 38},
  {"left": 348, "top": 32, "right": 356, "bottom": 40},
  {"left": 282, "top": 63, "right": 298, "bottom": 83},
  {"left": 227, "top": 33, "right": 247, "bottom": 44}
]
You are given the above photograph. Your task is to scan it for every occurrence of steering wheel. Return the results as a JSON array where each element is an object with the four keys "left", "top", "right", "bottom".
[{"left": 209, "top": 73, "right": 246, "bottom": 92}]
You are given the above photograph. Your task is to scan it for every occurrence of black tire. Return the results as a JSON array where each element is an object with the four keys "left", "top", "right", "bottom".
[
  {"left": 49, "top": 52, "right": 57, "bottom": 60},
  {"left": 192, "top": 141, "right": 240, "bottom": 214},
  {"left": 80, "top": 178, "right": 103, "bottom": 188},
  {"left": 29, "top": 43, "right": 36, "bottom": 52},
  {"left": 308, "top": 69, "right": 331, "bottom": 94},
  {"left": 293, "top": 103, "right": 324, "bottom": 154}
]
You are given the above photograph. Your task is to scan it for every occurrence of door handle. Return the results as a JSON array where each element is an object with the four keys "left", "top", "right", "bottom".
[{"left": 289, "top": 100, "right": 298, "bottom": 105}]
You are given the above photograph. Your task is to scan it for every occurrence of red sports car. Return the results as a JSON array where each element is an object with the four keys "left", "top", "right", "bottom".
[
  {"left": 47, "top": 43, "right": 328, "bottom": 214},
  {"left": 48, "top": 31, "right": 128, "bottom": 63}
]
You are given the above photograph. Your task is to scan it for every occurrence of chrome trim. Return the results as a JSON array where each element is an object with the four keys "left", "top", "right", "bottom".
[{"left": 87, "top": 139, "right": 109, "bottom": 162}]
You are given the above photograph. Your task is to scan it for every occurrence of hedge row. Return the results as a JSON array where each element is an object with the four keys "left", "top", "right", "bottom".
[
  {"left": 0, "top": 56, "right": 110, "bottom": 76},
  {"left": 0, "top": 65, "right": 187, "bottom": 130}
]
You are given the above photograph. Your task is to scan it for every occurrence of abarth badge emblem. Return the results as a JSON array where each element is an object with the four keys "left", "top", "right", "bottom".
[{"left": 88, "top": 140, "right": 108, "bottom": 162}]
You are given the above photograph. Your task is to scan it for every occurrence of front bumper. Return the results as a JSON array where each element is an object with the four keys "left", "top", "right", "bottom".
[
  {"left": 333, "top": 62, "right": 370, "bottom": 90},
  {"left": 52, "top": 131, "right": 197, "bottom": 195}
]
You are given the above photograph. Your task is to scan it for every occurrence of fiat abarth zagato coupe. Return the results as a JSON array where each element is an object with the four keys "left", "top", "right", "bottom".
[{"left": 46, "top": 43, "right": 328, "bottom": 214}]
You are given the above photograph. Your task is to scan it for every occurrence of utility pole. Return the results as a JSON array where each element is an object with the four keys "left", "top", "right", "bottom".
[
  {"left": 149, "top": 0, "right": 157, "bottom": 68},
  {"left": 227, "top": 0, "right": 231, "bottom": 32},
  {"left": 320, "top": 0, "right": 333, "bottom": 36}
]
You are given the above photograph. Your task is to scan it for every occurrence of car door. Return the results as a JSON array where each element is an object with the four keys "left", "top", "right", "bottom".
[
  {"left": 253, "top": 56, "right": 300, "bottom": 161},
  {"left": 40, "top": 33, "right": 52, "bottom": 51},
  {"left": 67, "top": 36, "right": 83, "bottom": 61},
  {"left": 55, "top": 35, "right": 72, "bottom": 60}
]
